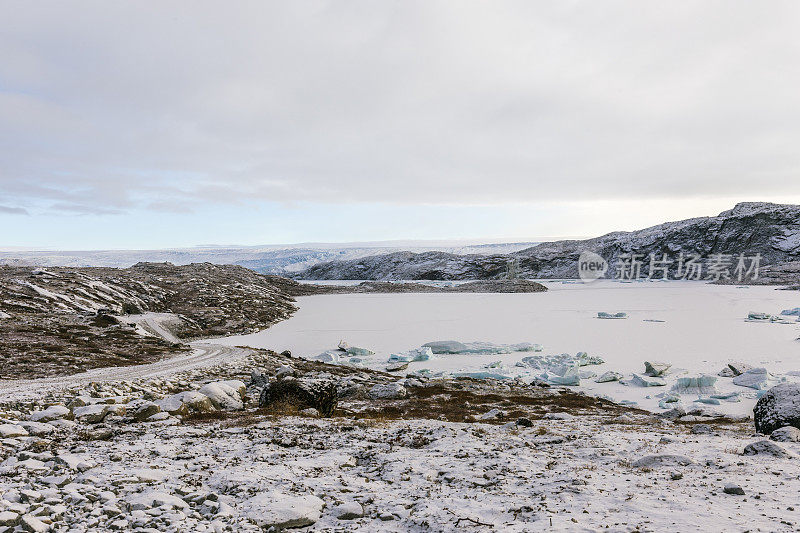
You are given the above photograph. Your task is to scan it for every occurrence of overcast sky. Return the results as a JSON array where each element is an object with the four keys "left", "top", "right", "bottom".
[{"left": 2, "top": 1, "right": 800, "bottom": 249}]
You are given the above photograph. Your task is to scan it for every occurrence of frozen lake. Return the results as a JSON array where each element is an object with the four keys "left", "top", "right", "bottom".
[{"left": 219, "top": 280, "right": 800, "bottom": 415}]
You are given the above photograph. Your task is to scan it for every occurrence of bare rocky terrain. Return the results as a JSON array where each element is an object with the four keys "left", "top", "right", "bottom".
[{"left": 0, "top": 263, "right": 298, "bottom": 378}]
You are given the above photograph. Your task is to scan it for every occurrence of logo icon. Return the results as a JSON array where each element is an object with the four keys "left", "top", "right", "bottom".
[{"left": 578, "top": 251, "right": 608, "bottom": 282}]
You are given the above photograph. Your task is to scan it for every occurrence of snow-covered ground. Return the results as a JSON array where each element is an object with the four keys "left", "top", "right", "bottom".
[{"left": 218, "top": 280, "right": 800, "bottom": 416}]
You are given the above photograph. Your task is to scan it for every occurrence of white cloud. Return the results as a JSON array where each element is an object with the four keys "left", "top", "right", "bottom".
[{"left": 1, "top": 0, "right": 800, "bottom": 215}]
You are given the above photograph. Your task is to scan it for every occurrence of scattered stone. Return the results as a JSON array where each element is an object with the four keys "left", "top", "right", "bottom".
[
  {"left": 334, "top": 501, "right": 364, "bottom": 520},
  {"left": 516, "top": 417, "right": 533, "bottom": 427},
  {"left": 198, "top": 381, "right": 245, "bottom": 410},
  {"left": 29, "top": 405, "right": 71, "bottom": 422},
  {"left": 723, "top": 483, "right": 745, "bottom": 496}
]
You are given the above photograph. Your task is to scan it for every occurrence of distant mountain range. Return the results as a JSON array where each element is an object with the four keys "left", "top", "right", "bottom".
[
  {"left": 296, "top": 202, "right": 800, "bottom": 282},
  {"left": 0, "top": 241, "right": 539, "bottom": 275}
]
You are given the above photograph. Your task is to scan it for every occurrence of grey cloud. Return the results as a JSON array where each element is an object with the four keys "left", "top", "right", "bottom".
[
  {"left": 0, "top": 205, "right": 29, "bottom": 215},
  {"left": 1, "top": 1, "right": 800, "bottom": 211}
]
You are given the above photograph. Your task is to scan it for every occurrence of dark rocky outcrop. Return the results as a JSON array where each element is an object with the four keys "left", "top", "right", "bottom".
[
  {"left": 754, "top": 383, "right": 800, "bottom": 434},
  {"left": 297, "top": 202, "right": 800, "bottom": 282},
  {"left": 259, "top": 377, "right": 339, "bottom": 417}
]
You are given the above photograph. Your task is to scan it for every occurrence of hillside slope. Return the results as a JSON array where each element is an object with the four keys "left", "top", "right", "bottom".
[{"left": 298, "top": 202, "right": 800, "bottom": 282}]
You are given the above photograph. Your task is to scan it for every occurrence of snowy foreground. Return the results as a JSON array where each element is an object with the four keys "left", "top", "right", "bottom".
[{"left": 0, "top": 346, "right": 798, "bottom": 532}]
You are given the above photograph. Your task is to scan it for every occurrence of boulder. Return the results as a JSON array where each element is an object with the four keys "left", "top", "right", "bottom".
[
  {"left": 128, "top": 401, "right": 161, "bottom": 422},
  {"left": 198, "top": 382, "right": 244, "bottom": 410},
  {"left": 742, "top": 440, "right": 794, "bottom": 458},
  {"left": 240, "top": 492, "right": 323, "bottom": 530},
  {"left": 718, "top": 362, "right": 753, "bottom": 377},
  {"left": 72, "top": 404, "right": 112, "bottom": 424},
  {"left": 29, "top": 405, "right": 71, "bottom": 422},
  {"left": 753, "top": 383, "right": 800, "bottom": 434},
  {"left": 369, "top": 382, "right": 408, "bottom": 400},
  {"left": 644, "top": 361, "right": 671, "bottom": 377},
  {"left": 770, "top": 426, "right": 800, "bottom": 442},
  {"left": 156, "top": 391, "right": 215, "bottom": 416},
  {"left": 0, "top": 424, "right": 28, "bottom": 438},
  {"left": 259, "top": 377, "right": 338, "bottom": 416}
]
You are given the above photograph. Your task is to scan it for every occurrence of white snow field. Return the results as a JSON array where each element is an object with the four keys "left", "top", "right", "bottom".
[{"left": 219, "top": 280, "right": 800, "bottom": 416}]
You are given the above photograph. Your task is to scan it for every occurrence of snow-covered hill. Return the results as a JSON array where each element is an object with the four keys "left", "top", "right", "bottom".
[
  {"left": 298, "top": 202, "right": 800, "bottom": 281},
  {"left": 0, "top": 241, "right": 538, "bottom": 275}
]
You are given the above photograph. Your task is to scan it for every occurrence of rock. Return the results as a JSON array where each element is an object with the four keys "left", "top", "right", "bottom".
[
  {"left": 386, "top": 362, "right": 409, "bottom": 372},
  {"left": 632, "top": 455, "right": 694, "bottom": 468},
  {"left": 369, "top": 382, "right": 408, "bottom": 400},
  {"left": 753, "top": 383, "right": 800, "bottom": 434},
  {"left": 630, "top": 374, "right": 666, "bottom": 387},
  {"left": 240, "top": 492, "right": 323, "bottom": 530},
  {"left": 595, "top": 371, "right": 623, "bottom": 383},
  {"left": 670, "top": 375, "right": 717, "bottom": 395},
  {"left": 733, "top": 368, "right": 778, "bottom": 390},
  {"left": 334, "top": 501, "right": 364, "bottom": 520},
  {"left": 130, "top": 401, "right": 161, "bottom": 422},
  {"left": 249, "top": 370, "right": 269, "bottom": 388},
  {"left": 742, "top": 440, "right": 794, "bottom": 458},
  {"left": 18, "top": 422, "right": 54, "bottom": 437},
  {"left": 260, "top": 377, "right": 339, "bottom": 416},
  {"left": 299, "top": 408, "right": 319, "bottom": 417},
  {"left": 719, "top": 362, "right": 753, "bottom": 377},
  {"left": 72, "top": 404, "right": 111, "bottom": 424},
  {"left": 670, "top": 471, "right": 683, "bottom": 480},
  {"left": 29, "top": 405, "right": 71, "bottom": 422},
  {"left": 55, "top": 453, "right": 94, "bottom": 472},
  {"left": 127, "top": 491, "right": 189, "bottom": 511},
  {"left": 644, "top": 361, "right": 671, "bottom": 377},
  {"left": 477, "top": 408, "right": 504, "bottom": 420},
  {"left": 723, "top": 483, "right": 745, "bottom": 496},
  {"left": 516, "top": 417, "right": 534, "bottom": 427},
  {"left": 198, "top": 381, "right": 245, "bottom": 410},
  {"left": 770, "top": 426, "right": 800, "bottom": 442},
  {"left": 690, "top": 424, "right": 713, "bottom": 435},
  {"left": 422, "top": 340, "right": 469, "bottom": 354},
  {"left": 275, "top": 365, "right": 295, "bottom": 379},
  {"left": 0, "top": 424, "right": 28, "bottom": 438},
  {"left": 19, "top": 514, "right": 48, "bottom": 533},
  {"left": 0, "top": 511, "right": 18, "bottom": 526},
  {"left": 280, "top": 350, "right": 292, "bottom": 358},
  {"left": 156, "top": 391, "right": 216, "bottom": 416}
]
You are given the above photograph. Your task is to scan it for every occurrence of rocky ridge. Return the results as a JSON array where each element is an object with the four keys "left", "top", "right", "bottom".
[{"left": 298, "top": 202, "right": 800, "bottom": 282}]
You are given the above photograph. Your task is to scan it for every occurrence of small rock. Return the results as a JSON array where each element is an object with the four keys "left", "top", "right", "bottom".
[
  {"left": 723, "top": 483, "right": 745, "bottom": 495},
  {"left": 368, "top": 382, "right": 408, "bottom": 400},
  {"left": 0, "top": 424, "right": 28, "bottom": 438},
  {"left": 690, "top": 424, "right": 713, "bottom": 435},
  {"left": 516, "top": 417, "right": 533, "bottom": 427},
  {"left": 334, "top": 501, "right": 364, "bottom": 520},
  {"left": 743, "top": 440, "right": 793, "bottom": 458}
]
